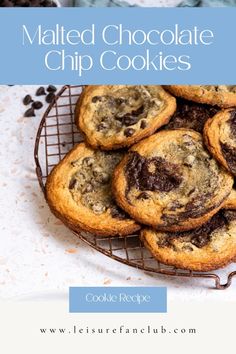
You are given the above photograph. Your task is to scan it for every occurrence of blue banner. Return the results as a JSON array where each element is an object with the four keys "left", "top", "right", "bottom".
[
  {"left": 0, "top": 8, "right": 235, "bottom": 84},
  {"left": 69, "top": 287, "right": 167, "bottom": 313}
]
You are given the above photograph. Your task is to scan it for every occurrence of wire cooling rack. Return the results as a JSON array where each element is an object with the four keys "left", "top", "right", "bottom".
[{"left": 34, "top": 85, "right": 236, "bottom": 290}]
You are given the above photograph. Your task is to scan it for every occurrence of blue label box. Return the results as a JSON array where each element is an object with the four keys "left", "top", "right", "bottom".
[{"left": 69, "top": 287, "right": 167, "bottom": 313}]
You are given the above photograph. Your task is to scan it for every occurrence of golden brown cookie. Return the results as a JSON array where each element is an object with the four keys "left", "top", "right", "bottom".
[
  {"left": 46, "top": 143, "right": 140, "bottom": 237},
  {"left": 166, "top": 85, "right": 236, "bottom": 108},
  {"left": 204, "top": 109, "right": 236, "bottom": 176},
  {"left": 164, "top": 98, "right": 218, "bottom": 133},
  {"left": 141, "top": 210, "right": 236, "bottom": 271},
  {"left": 223, "top": 188, "right": 236, "bottom": 209},
  {"left": 113, "top": 129, "right": 233, "bottom": 232},
  {"left": 75, "top": 85, "right": 176, "bottom": 150}
]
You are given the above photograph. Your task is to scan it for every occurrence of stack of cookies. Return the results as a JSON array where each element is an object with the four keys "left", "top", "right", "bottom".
[{"left": 46, "top": 85, "right": 236, "bottom": 272}]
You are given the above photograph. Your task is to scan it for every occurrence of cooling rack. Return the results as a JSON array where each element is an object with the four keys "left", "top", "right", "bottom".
[{"left": 34, "top": 85, "right": 236, "bottom": 290}]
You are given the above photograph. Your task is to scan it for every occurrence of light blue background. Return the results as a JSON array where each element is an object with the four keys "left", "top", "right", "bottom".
[
  {"left": 69, "top": 287, "right": 167, "bottom": 313},
  {"left": 0, "top": 8, "right": 235, "bottom": 84}
]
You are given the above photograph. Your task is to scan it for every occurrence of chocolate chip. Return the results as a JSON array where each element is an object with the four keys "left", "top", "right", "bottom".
[
  {"left": 46, "top": 93, "right": 55, "bottom": 103},
  {"left": 110, "top": 205, "right": 127, "bottom": 219},
  {"left": 123, "top": 116, "right": 139, "bottom": 126},
  {"left": 36, "top": 87, "right": 46, "bottom": 96},
  {"left": 23, "top": 95, "right": 33, "bottom": 105},
  {"left": 124, "top": 128, "right": 135, "bottom": 137},
  {"left": 24, "top": 107, "right": 35, "bottom": 117},
  {"left": 32, "top": 101, "right": 43, "bottom": 110},
  {"left": 47, "top": 85, "right": 57, "bottom": 93},
  {"left": 137, "top": 192, "right": 150, "bottom": 200},
  {"left": 140, "top": 120, "right": 147, "bottom": 129},
  {"left": 69, "top": 179, "right": 77, "bottom": 190},
  {"left": 92, "top": 96, "right": 101, "bottom": 103}
]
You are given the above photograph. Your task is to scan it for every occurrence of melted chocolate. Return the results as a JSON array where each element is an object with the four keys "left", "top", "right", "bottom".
[
  {"left": 158, "top": 210, "right": 235, "bottom": 249},
  {"left": 125, "top": 152, "right": 183, "bottom": 197},
  {"left": 221, "top": 143, "right": 236, "bottom": 175},
  {"left": 161, "top": 193, "right": 216, "bottom": 226},
  {"left": 165, "top": 98, "right": 218, "bottom": 133},
  {"left": 110, "top": 205, "right": 128, "bottom": 220},
  {"left": 229, "top": 110, "right": 236, "bottom": 137}
]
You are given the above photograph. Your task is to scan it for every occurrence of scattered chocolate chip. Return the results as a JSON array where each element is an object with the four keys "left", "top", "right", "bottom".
[
  {"left": 24, "top": 107, "right": 35, "bottom": 117},
  {"left": 124, "top": 128, "right": 135, "bottom": 137},
  {"left": 47, "top": 85, "right": 57, "bottom": 93},
  {"left": 32, "top": 101, "right": 43, "bottom": 110},
  {"left": 23, "top": 95, "right": 33, "bottom": 105},
  {"left": 140, "top": 120, "right": 147, "bottom": 129},
  {"left": 46, "top": 92, "right": 55, "bottom": 103},
  {"left": 36, "top": 87, "right": 46, "bottom": 96}
]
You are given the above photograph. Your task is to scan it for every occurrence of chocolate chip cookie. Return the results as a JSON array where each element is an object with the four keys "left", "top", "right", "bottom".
[
  {"left": 46, "top": 143, "right": 140, "bottom": 237},
  {"left": 166, "top": 85, "right": 236, "bottom": 108},
  {"left": 75, "top": 85, "right": 176, "bottom": 150},
  {"left": 164, "top": 98, "right": 218, "bottom": 133},
  {"left": 141, "top": 210, "right": 236, "bottom": 271},
  {"left": 204, "top": 109, "right": 236, "bottom": 177},
  {"left": 113, "top": 129, "right": 233, "bottom": 232},
  {"left": 224, "top": 187, "right": 236, "bottom": 209}
]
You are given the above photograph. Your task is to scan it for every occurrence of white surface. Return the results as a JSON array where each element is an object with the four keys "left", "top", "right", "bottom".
[
  {"left": 0, "top": 85, "right": 235, "bottom": 302},
  {"left": 60, "top": 0, "right": 182, "bottom": 7}
]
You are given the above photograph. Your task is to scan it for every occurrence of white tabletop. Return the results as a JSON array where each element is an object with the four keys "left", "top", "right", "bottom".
[
  {"left": 0, "top": 85, "right": 235, "bottom": 302},
  {"left": 60, "top": 0, "right": 182, "bottom": 7}
]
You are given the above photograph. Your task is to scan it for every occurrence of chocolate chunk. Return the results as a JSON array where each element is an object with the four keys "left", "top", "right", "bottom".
[
  {"left": 36, "top": 87, "right": 46, "bottom": 96},
  {"left": 24, "top": 107, "right": 35, "bottom": 117},
  {"left": 110, "top": 205, "right": 127, "bottom": 219},
  {"left": 46, "top": 93, "right": 55, "bottom": 104},
  {"left": 124, "top": 128, "right": 135, "bottom": 137},
  {"left": 164, "top": 98, "right": 219, "bottom": 133},
  {"left": 123, "top": 116, "right": 139, "bottom": 126},
  {"left": 32, "top": 101, "right": 43, "bottom": 110},
  {"left": 69, "top": 179, "right": 77, "bottom": 190},
  {"left": 140, "top": 120, "right": 147, "bottom": 129},
  {"left": 165, "top": 210, "right": 231, "bottom": 249},
  {"left": 229, "top": 110, "right": 236, "bottom": 137},
  {"left": 221, "top": 143, "right": 236, "bottom": 175},
  {"left": 125, "top": 152, "right": 183, "bottom": 195},
  {"left": 137, "top": 192, "right": 150, "bottom": 200},
  {"left": 92, "top": 96, "right": 101, "bottom": 103},
  {"left": 47, "top": 85, "right": 57, "bottom": 93},
  {"left": 23, "top": 95, "right": 33, "bottom": 105}
]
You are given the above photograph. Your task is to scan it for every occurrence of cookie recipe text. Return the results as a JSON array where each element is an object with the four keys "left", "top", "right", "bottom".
[{"left": 22, "top": 24, "right": 214, "bottom": 77}]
